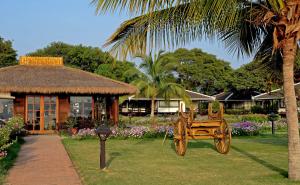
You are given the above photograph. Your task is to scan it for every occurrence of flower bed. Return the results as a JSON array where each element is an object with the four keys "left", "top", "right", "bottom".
[
  {"left": 73, "top": 125, "right": 174, "bottom": 140},
  {"left": 231, "top": 121, "right": 260, "bottom": 136}
]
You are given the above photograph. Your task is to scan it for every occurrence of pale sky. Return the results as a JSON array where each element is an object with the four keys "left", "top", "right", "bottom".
[{"left": 0, "top": 0, "right": 252, "bottom": 69}]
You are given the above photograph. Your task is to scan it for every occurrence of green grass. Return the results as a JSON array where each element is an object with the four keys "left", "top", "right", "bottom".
[
  {"left": 0, "top": 138, "right": 24, "bottom": 185},
  {"left": 62, "top": 135, "right": 300, "bottom": 185}
]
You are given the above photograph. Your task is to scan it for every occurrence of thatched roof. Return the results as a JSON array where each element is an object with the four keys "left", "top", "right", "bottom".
[{"left": 0, "top": 57, "right": 136, "bottom": 95}]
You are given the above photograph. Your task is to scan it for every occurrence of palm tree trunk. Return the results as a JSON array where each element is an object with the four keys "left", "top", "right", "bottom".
[
  {"left": 150, "top": 97, "right": 155, "bottom": 118},
  {"left": 282, "top": 37, "right": 300, "bottom": 180},
  {"left": 150, "top": 97, "right": 156, "bottom": 125}
]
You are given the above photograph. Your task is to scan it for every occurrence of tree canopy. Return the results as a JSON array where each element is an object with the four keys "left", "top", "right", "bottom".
[
  {"left": 28, "top": 42, "right": 114, "bottom": 72},
  {"left": 0, "top": 37, "right": 17, "bottom": 67},
  {"left": 162, "top": 48, "right": 234, "bottom": 95},
  {"left": 95, "top": 61, "right": 139, "bottom": 83}
]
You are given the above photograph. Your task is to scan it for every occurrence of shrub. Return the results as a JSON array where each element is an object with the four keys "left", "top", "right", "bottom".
[
  {"left": 211, "top": 101, "right": 220, "bottom": 113},
  {"left": 65, "top": 117, "right": 77, "bottom": 129},
  {"left": 251, "top": 105, "right": 265, "bottom": 114},
  {"left": 231, "top": 121, "right": 260, "bottom": 136},
  {"left": 0, "top": 126, "right": 11, "bottom": 148},
  {"left": 0, "top": 116, "right": 24, "bottom": 156},
  {"left": 6, "top": 116, "right": 24, "bottom": 139},
  {"left": 241, "top": 114, "right": 269, "bottom": 123},
  {"left": 225, "top": 109, "right": 251, "bottom": 115}
]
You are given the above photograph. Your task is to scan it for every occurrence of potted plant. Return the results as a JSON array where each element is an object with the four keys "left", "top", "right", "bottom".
[{"left": 65, "top": 117, "right": 78, "bottom": 135}]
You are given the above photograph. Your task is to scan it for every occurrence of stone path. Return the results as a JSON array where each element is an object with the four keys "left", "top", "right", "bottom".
[{"left": 5, "top": 135, "right": 82, "bottom": 185}]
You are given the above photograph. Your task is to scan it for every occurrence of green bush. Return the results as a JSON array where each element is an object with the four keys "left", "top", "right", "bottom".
[
  {"left": 0, "top": 127, "right": 11, "bottom": 149},
  {"left": 241, "top": 114, "right": 269, "bottom": 123},
  {"left": 0, "top": 116, "right": 24, "bottom": 151},
  {"left": 225, "top": 109, "right": 251, "bottom": 115},
  {"left": 211, "top": 101, "right": 220, "bottom": 113},
  {"left": 251, "top": 105, "right": 265, "bottom": 114},
  {"left": 65, "top": 117, "right": 77, "bottom": 129}
]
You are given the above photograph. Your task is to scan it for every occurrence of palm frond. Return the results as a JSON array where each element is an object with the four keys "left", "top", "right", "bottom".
[
  {"left": 91, "top": 0, "right": 183, "bottom": 15},
  {"left": 101, "top": 0, "right": 243, "bottom": 59},
  {"left": 159, "top": 82, "right": 191, "bottom": 104}
]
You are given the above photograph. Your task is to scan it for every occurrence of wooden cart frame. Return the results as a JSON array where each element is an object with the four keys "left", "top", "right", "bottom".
[{"left": 173, "top": 103, "right": 231, "bottom": 156}]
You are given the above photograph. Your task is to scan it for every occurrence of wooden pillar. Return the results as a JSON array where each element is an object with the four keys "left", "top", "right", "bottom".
[
  {"left": 40, "top": 96, "right": 45, "bottom": 132},
  {"left": 112, "top": 96, "right": 119, "bottom": 126}
]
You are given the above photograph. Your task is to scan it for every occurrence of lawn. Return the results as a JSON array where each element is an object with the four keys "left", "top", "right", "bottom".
[
  {"left": 62, "top": 135, "right": 300, "bottom": 185},
  {"left": 0, "top": 138, "right": 24, "bottom": 185}
]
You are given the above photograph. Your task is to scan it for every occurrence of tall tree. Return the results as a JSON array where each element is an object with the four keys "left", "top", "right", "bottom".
[
  {"left": 163, "top": 48, "right": 234, "bottom": 95},
  {"left": 28, "top": 42, "right": 114, "bottom": 72},
  {"left": 0, "top": 37, "right": 17, "bottom": 67},
  {"left": 128, "top": 51, "right": 189, "bottom": 120},
  {"left": 93, "top": 0, "right": 300, "bottom": 179},
  {"left": 95, "top": 61, "right": 139, "bottom": 83}
]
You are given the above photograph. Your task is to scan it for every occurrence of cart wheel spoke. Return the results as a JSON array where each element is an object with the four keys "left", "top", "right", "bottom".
[{"left": 214, "top": 120, "right": 231, "bottom": 154}]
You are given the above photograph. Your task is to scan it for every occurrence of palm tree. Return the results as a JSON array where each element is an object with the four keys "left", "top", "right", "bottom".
[
  {"left": 127, "top": 51, "right": 189, "bottom": 121},
  {"left": 92, "top": 0, "right": 300, "bottom": 180}
]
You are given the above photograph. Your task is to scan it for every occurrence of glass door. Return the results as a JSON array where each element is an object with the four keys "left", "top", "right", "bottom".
[
  {"left": 26, "top": 96, "right": 41, "bottom": 131},
  {"left": 44, "top": 96, "right": 57, "bottom": 130}
]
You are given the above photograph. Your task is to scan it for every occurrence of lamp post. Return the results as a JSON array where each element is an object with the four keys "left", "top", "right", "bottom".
[
  {"left": 268, "top": 112, "right": 278, "bottom": 135},
  {"left": 95, "top": 122, "right": 111, "bottom": 170}
]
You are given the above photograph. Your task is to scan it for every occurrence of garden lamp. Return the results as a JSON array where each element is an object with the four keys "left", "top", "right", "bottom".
[
  {"left": 95, "top": 122, "right": 111, "bottom": 170},
  {"left": 268, "top": 112, "right": 277, "bottom": 135}
]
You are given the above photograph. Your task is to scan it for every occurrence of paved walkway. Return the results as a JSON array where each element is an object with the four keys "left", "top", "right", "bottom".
[{"left": 5, "top": 135, "right": 82, "bottom": 185}]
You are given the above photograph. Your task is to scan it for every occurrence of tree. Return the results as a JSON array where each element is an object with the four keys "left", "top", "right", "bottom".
[
  {"left": 129, "top": 51, "right": 189, "bottom": 120},
  {"left": 28, "top": 42, "right": 114, "bottom": 72},
  {"left": 0, "top": 37, "right": 17, "bottom": 67},
  {"left": 231, "top": 62, "right": 273, "bottom": 92},
  {"left": 95, "top": 61, "right": 139, "bottom": 83},
  {"left": 93, "top": 0, "right": 300, "bottom": 179},
  {"left": 163, "top": 48, "right": 234, "bottom": 95}
]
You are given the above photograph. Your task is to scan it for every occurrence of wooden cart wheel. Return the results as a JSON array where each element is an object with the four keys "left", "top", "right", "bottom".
[
  {"left": 214, "top": 120, "right": 231, "bottom": 154},
  {"left": 173, "top": 119, "right": 187, "bottom": 156}
]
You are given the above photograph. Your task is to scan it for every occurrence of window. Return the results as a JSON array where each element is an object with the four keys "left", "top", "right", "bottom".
[
  {"left": 70, "top": 96, "right": 92, "bottom": 119},
  {"left": 0, "top": 99, "right": 13, "bottom": 121},
  {"left": 27, "top": 96, "right": 40, "bottom": 130},
  {"left": 159, "top": 101, "right": 179, "bottom": 108}
]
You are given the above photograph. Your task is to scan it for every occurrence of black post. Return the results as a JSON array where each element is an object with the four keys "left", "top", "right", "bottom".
[
  {"left": 100, "top": 139, "right": 106, "bottom": 169},
  {"left": 96, "top": 123, "right": 111, "bottom": 171},
  {"left": 271, "top": 120, "right": 275, "bottom": 135}
]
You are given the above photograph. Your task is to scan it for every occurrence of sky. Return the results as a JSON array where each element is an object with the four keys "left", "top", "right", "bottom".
[{"left": 0, "top": 0, "right": 252, "bottom": 69}]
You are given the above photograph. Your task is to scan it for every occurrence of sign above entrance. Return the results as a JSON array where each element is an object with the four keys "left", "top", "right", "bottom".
[{"left": 19, "top": 56, "right": 63, "bottom": 66}]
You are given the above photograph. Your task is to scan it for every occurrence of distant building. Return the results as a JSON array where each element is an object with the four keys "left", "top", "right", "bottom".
[
  {"left": 214, "top": 90, "right": 260, "bottom": 111},
  {"left": 120, "top": 90, "right": 215, "bottom": 115},
  {"left": 252, "top": 83, "right": 300, "bottom": 114}
]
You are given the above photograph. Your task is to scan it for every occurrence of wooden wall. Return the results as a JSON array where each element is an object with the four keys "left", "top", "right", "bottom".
[
  {"left": 13, "top": 95, "right": 26, "bottom": 119},
  {"left": 58, "top": 95, "right": 70, "bottom": 128}
]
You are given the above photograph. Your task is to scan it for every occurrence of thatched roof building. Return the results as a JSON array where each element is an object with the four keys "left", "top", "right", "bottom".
[
  {"left": 0, "top": 56, "right": 136, "bottom": 134},
  {"left": 0, "top": 56, "right": 136, "bottom": 95}
]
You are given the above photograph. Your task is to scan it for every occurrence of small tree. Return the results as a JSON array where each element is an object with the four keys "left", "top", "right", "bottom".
[
  {"left": 0, "top": 37, "right": 17, "bottom": 68},
  {"left": 127, "top": 51, "right": 189, "bottom": 123}
]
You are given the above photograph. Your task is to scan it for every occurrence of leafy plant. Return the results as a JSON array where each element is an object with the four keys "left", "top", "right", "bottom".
[
  {"left": 211, "top": 101, "right": 220, "bottom": 113},
  {"left": 65, "top": 117, "right": 78, "bottom": 129}
]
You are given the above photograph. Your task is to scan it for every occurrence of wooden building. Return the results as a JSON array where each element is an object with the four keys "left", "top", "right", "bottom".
[
  {"left": 0, "top": 57, "right": 136, "bottom": 134},
  {"left": 214, "top": 90, "right": 260, "bottom": 111},
  {"left": 120, "top": 90, "right": 215, "bottom": 115},
  {"left": 252, "top": 82, "right": 300, "bottom": 114}
]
